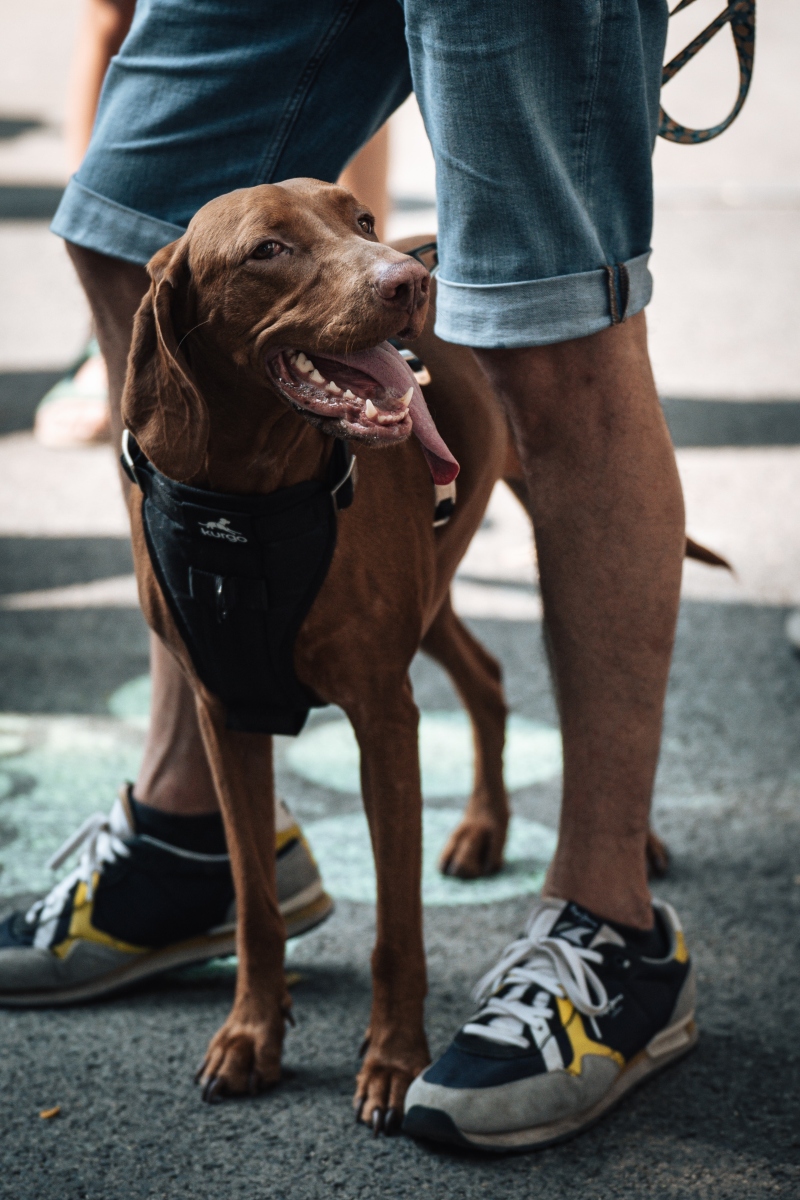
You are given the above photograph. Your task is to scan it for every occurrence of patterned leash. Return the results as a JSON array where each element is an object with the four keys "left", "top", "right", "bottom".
[{"left": 659, "top": 0, "right": 756, "bottom": 144}]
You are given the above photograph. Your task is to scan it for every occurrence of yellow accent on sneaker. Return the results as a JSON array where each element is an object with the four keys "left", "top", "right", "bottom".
[
  {"left": 274, "top": 799, "right": 320, "bottom": 868},
  {"left": 674, "top": 931, "right": 689, "bottom": 963},
  {"left": 52, "top": 878, "right": 148, "bottom": 959},
  {"left": 557, "top": 997, "right": 626, "bottom": 1075},
  {"left": 275, "top": 823, "right": 302, "bottom": 854},
  {"left": 275, "top": 821, "right": 322, "bottom": 877}
]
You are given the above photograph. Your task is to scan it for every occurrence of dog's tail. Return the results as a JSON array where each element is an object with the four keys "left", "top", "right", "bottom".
[{"left": 684, "top": 536, "right": 731, "bottom": 570}]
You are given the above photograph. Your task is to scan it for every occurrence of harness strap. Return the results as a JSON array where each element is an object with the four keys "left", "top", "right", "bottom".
[
  {"left": 659, "top": 0, "right": 756, "bottom": 144},
  {"left": 405, "top": 241, "right": 438, "bottom": 271},
  {"left": 392, "top": 244, "right": 457, "bottom": 528},
  {"left": 433, "top": 481, "right": 456, "bottom": 528},
  {"left": 122, "top": 428, "right": 355, "bottom": 516},
  {"left": 329, "top": 439, "right": 356, "bottom": 509}
]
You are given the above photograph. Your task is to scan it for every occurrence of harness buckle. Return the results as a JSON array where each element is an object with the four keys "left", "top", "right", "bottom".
[
  {"left": 120, "top": 429, "right": 140, "bottom": 487},
  {"left": 330, "top": 443, "right": 357, "bottom": 510},
  {"left": 433, "top": 480, "right": 457, "bottom": 528}
]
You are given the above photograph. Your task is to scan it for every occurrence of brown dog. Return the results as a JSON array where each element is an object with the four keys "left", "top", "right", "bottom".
[
  {"left": 123, "top": 179, "right": 515, "bottom": 1130},
  {"left": 121, "top": 178, "right": 679, "bottom": 1128}
]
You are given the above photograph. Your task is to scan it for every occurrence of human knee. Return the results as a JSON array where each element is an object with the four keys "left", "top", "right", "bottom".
[{"left": 474, "top": 315, "right": 659, "bottom": 450}]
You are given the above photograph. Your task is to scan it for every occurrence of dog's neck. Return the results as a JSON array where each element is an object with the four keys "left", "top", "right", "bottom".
[{"left": 188, "top": 338, "right": 333, "bottom": 495}]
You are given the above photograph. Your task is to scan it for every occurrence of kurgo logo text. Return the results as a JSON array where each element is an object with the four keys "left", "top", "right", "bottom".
[{"left": 198, "top": 518, "right": 248, "bottom": 544}]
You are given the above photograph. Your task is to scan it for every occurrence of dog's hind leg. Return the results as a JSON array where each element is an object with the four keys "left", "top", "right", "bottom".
[
  {"left": 422, "top": 593, "right": 510, "bottom": 879},
  {"left": 193, "top": 695, "right": 289, "bottom": 1101},
  {"left": 347, "top": 678, "right": 431, "bottom": 1133}
]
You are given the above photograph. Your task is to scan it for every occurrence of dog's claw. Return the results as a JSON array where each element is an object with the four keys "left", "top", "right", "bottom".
[
  {"left": 384, "top": 1107, "right": 400, "bottom": 1135},
  {"left": 202, "top": 1076, "right": 223, "bottom": 1104},
  {"left": 354, "top": 1098, "right": 365, "bottom": 1124},
  {"left": 194, "top": 1059, "right": 208, "bottom": 1084},
  {"left": 371, "top": 1108, "right": 383, "bottom": 1136},
  {"left": 358, "top": 1036, "right": 370, "bottom": 1057}
]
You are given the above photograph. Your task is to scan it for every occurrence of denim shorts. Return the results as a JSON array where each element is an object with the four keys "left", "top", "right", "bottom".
[{"left": 52, "top": 0, "right": 668, "bottom": 348}]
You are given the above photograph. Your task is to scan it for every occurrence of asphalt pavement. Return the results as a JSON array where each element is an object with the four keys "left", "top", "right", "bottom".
[{"left": 1, "top": 2, "right": 799, "bottom": 1197}]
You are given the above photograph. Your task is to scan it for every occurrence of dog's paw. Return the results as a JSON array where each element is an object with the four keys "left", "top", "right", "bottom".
[
  {"left": 646, "top": 829, "right": 670, "bottom": 879},
  {"left": 196, "top": 1011, "right": 286, "bottom": 1102},
  {"left": 439, "top": 816, "right": 505, "bottom": 879},
  {"left": 353, "top": 1049, "right": 428, "bottom": 1136}
]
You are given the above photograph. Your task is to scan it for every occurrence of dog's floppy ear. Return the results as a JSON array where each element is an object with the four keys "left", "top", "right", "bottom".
[{"left": 122, "top": 237, "right": 209, "bottom": 482}]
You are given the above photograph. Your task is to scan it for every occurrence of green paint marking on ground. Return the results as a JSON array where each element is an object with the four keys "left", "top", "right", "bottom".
[
  {"left": 286, "top": 711, "right": 562, "bottom": 797},
  {"left": 106, "top": 681, "right": 563, "bottom": 799},
  {"left": 305, "top": 809, "right": 557, "bottom": 906},
  {"left": 107, "top": 674, "right": 151, "bottom": 727},
  {"left": 1, "top": 688, "right": 561, "bottom": 905}
]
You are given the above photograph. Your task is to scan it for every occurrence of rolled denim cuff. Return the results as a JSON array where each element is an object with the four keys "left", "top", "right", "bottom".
[
  {"left": 433, "top": 250, "right": 653, "bottom": 349},
  {"left": 51, "top": 177, "right": 185, "bottom": 265}
]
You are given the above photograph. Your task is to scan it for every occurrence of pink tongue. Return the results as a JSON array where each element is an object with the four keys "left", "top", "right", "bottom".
[{"left": 324, "top": 342, "right": 459, "bottom": 485}]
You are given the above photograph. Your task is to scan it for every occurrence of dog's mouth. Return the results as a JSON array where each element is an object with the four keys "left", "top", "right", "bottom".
[{"left": 266, "top": 341, "right": 458, "bottom": 484}]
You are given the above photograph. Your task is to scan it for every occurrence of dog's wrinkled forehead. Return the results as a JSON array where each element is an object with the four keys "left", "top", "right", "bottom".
[{"left": 184, "top": 179, "right": 370, "bottom": 277}]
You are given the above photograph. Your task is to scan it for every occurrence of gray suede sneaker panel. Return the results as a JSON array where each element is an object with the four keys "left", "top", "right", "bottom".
[
  {"left": 277, "top": 839, "right": 321, "bottom": 902},
  {"left": 405, "top": 1055, "right": 620, "bottom": 1135},
  {"left": 0, "top": 941, "right": 131, "bottom": 991}
]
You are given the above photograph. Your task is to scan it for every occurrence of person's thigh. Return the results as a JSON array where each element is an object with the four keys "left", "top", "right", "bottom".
[
  {"left": 53, "top": 0, "right": 411, "bottom": 264},
  {"left": 404, "top": 0, "right": 669, "bottom": 348}
]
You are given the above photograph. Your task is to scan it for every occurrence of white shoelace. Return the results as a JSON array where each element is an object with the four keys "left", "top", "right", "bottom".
[
  {"left": 463, "top": 903, "right": 612, "bottom": 1050},
  {"left": 26, "top": 800, "right": 132, "bottom": 949}
]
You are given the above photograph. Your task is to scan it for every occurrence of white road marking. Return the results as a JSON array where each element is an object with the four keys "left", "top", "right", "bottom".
[{"left": 0, "top": 573, "right": 138, "bottom": 609}]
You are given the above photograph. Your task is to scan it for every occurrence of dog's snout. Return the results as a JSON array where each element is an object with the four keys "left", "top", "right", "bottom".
[{"left": 373, "top": 259, "right": 430, "bottom": 312}]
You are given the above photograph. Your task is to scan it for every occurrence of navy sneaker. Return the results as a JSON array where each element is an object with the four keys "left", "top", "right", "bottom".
[
  {"left": 404, "top": 897, "right": 696, "bottom": 1152},
  {"left": 0, "top": 787, "right": 332, "bottom": 1006}
]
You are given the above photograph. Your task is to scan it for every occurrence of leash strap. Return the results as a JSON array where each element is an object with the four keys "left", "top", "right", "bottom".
[{"left": 659, "top": 0, "right": 756, "bottom": 143}]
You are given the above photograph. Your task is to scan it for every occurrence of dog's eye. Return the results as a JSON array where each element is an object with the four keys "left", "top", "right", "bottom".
[
  {"left": 357, "top": 215, "right": 375, "bottom": 236},
  {"left": 251, "top": 240, "right": 286, "bottom": 260}
]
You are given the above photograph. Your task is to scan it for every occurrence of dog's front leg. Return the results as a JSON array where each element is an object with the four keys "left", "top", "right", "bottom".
[
  {"left": 194, "top": 695, "right": 288, "bottom": 1101},
  {"left": 348, "top": 679, "right": 430, "bottom": 1133}
]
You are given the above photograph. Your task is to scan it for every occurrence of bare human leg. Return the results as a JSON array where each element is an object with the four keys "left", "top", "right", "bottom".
[
  {"left": 66, "top": 242, "right": 220, "bottom": 815},
  {"left": 338, "top": 123, "right": 390, "bottom": 242},
  {"left": 65, "top": 0, "right": 136, "bottom": 174},
  {"left": 474, "top": 311, "right": 685, "bottom": 930}
]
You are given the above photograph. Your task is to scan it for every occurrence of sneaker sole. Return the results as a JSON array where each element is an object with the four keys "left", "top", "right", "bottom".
[
  {"left": 403, "top": 1013, "right": 698, "bottom": 1153},
  {"left": 0, "top": 890, "right": 334, "bottom": 1008}
]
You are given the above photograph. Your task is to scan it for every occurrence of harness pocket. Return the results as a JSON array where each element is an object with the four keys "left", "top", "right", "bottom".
[{"left": 189, "top": 568, "right": 269, "bottom": 623}]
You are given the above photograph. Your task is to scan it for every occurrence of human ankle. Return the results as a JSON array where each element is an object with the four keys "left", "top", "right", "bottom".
[{"left": 543, "top": 864, "right": 652, "bottom": 929}]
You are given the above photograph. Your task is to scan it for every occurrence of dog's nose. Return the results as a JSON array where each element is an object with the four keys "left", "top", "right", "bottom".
[{"left": 373, "top": 258, "right": 430, "bottom": 313}]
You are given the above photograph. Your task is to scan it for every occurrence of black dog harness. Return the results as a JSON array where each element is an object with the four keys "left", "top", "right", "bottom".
[{"left": 122, "top": 431, "right": 355, "bottom": 736}]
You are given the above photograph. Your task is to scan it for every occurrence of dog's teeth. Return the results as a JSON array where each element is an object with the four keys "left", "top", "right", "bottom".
[
  {"left": 343, "top": 389, "right": 356, "bottom": 401},
  {"left": 365, "top": 399, "right": 379, "bottom": 420},
  {"left": 377, "top": 411, "right": 403, "bottom": 425},
  {"left": 400, "top": 387, "right": 413, "bottom": 409},
  {"left": 295, "top": 353, "right": 314, "bottom": 375},
  {"left": 325, "top": 380, "right": 342, "bottom": 395},
  {"left": 309, "top": 368, "right": 325, "bottom": 384}
]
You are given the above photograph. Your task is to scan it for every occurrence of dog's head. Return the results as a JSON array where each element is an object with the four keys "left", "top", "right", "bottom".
[{"left": 122, "top": 178, "right": 457, "bottom": 484}]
